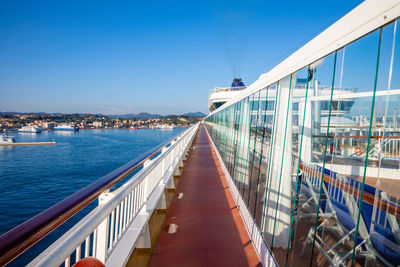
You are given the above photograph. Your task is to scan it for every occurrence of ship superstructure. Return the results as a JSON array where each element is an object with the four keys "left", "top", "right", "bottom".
[
  {"left": 0, "top": 134, "right": 15, "bottom": 144},
  {"left": 208, "top": 78, "right": 246, "bottom": 112}
]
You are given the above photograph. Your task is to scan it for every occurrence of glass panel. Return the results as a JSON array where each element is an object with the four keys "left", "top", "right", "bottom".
[
  {"left": 248, "top": 90, "right": 265, "bottom": 216},
  {"left": 362, "top": 21, "right": 400, "bottom": 267},
  {"left": 308, "top": 29, "right": 381, "bottom": 267},
  {"left": 287, "top": 53, "right": 337, "bottom": 266},
  {"left": 254, "top": 85, "right": 276, "bottom": 227},
  {"left": 242, "top": 95, "right": 256, "bottom": 201},
  {"left": 238, "top": 97, "right": 251, "bottom": 198},
  {"left": 225, "top": 105, "right": 235, "bottom": 173},
  {"left": 233, "top": 98, "right": 249, "bottom": 190},
  {"left": 203, "top": 18, "right": 400, "bottom": 267},
  {"left": 260, "top": 76, "right": 293, "bottom": 261},
  {"left": 245, "top": 91, "right": 262, "bottom": 209},
  {"left": 228, "top": 103, "right": 238, "bottom": 176},
  {"left": 229, "top": 101, "right": 242, "bottom": 179},
  {"left": 270, "top": 75, "right": 294, "bottom": 265}
]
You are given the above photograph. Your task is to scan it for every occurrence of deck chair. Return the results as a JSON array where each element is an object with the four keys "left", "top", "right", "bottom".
[
  {"left": 295, "top": 163, "right": 333, "bottom": 222},
  {"left": 368, "top": 191, "right": 400, "bottom": 266},
  {"left": 301, "top": 167, "right": 400, "bottom": 267}
]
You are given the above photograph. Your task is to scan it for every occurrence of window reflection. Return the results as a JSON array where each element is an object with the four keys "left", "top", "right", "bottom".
[{"left": 204, "top": 19, "right": 400, "bottom": 267}]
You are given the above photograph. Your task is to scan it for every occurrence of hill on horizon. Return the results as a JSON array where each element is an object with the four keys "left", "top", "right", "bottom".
[
  {"left": 0, "top": 111, "right": 207, "bottom": 119},
  {"left": 182, "top": 111, "right": 206, "bottom": 117},
  {"left": 108, "top": 111, "right": 206, "bottom": 119},
  {"left": 108, "top": 112, "right": 162, "bottom": 119}
]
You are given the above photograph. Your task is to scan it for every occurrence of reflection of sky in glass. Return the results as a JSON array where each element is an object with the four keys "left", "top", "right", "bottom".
[
  {"left": 295, "top": 67, "right": 308, "bottom": 81},
  {"left": 346, "top": 97, "right": 374, "bottom": 117},
  {"left": 377, "top": 22, "right": 400, "bottom": 91},
  {"left": 312, "top": 53, "right": 335, "bottom": 86},
  {"left": 374, "top": 95, "right": 400, "bottom": 116},
  {"left": 390, "top": 22, "right": 400, "bottom": 90},
  {"left": 337, "top": 95, "right": 399, "bottom": 120},
  {"left": 377, "top": 23, "right": 395, "bottom": 91},
  {"left": 339, "top": 30, "right": 380, "bottom": 92}
]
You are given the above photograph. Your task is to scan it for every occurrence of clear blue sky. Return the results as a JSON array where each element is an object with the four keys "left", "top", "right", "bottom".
[{"left": 0, "top": 0, "right": 363, "bottom": 115}]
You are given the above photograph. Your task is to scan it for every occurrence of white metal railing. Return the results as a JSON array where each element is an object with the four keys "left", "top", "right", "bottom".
[{"left": 28, "top": 124, "right": 198, "bottom": 267}]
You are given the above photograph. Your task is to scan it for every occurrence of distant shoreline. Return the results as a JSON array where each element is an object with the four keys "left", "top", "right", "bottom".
[{"left": 3, "top": 127, "right": 190, "bottom": 133}]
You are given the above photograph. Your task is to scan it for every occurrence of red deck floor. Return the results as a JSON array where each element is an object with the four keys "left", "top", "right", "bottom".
[{"left": 149, "top": 125, "right": 261, "bottom": 267}]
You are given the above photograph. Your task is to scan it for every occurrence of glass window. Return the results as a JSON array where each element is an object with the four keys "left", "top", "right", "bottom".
[{"left": 203, "top": 18, "right": 400, "bottom": 267}]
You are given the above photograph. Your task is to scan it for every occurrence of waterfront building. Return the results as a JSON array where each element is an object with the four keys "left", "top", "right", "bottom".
[
  {"left": 93, "top": 121, "right": 104, "bottom": 128},
  {"left": 42, "top": 122, "right": 57, "bottom": 129}
]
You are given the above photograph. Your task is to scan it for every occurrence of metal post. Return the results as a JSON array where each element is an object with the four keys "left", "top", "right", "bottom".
[{"left": 96, "top": 191, "right": 114, "bottom": 263}]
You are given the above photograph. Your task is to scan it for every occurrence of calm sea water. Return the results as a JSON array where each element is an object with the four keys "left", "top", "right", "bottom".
[{"left": 0, "top": 128, "right": 184, "bottom": 266}]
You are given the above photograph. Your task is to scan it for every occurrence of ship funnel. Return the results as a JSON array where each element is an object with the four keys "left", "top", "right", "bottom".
[{"left": 231, "top": 78, "right": 245, "bottom": 91}]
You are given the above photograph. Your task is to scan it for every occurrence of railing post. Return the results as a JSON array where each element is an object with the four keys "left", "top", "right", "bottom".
[
  {"left": 161, "top": 147, "right": 168, "bottom": 176},
  {"left": 143, "top": 159, "right": 151, "bottom": 168},
  {"left": 164, "top": 150, "right": 175, "bottom": 190},
  {"left": 143, "top": 159, "right": 152, "bottom": 209},
  {"left": 172, "top": 137, "right": 185, "bottom": 177},
  {"left": 95, "top": 191, "right": 114, "bottom": 263}
]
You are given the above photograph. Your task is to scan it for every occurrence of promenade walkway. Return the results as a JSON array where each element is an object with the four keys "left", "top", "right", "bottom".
[{"left": 149, "top": 124, "right": 261, "bottom": 267}]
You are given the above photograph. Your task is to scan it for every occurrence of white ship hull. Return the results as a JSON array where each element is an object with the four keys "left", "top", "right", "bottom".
[
  {"left": 54, "top": 125, "right": 79, "bottom": 131},
  {"left": 18, "top": 126, "right": 42, "bottom": 133}
]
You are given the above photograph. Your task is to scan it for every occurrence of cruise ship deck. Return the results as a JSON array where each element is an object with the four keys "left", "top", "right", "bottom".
[
  {"left": 148, "top": 125, "right": 261, "bottom": 267},
  {"left": 1, "top": 1, "right": 400, "bottom": 267}
]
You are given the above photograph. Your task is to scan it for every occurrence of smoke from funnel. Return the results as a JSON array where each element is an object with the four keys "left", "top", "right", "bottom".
[{"left": 215, "top": 4, "right": 249, "bottom": 78}]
